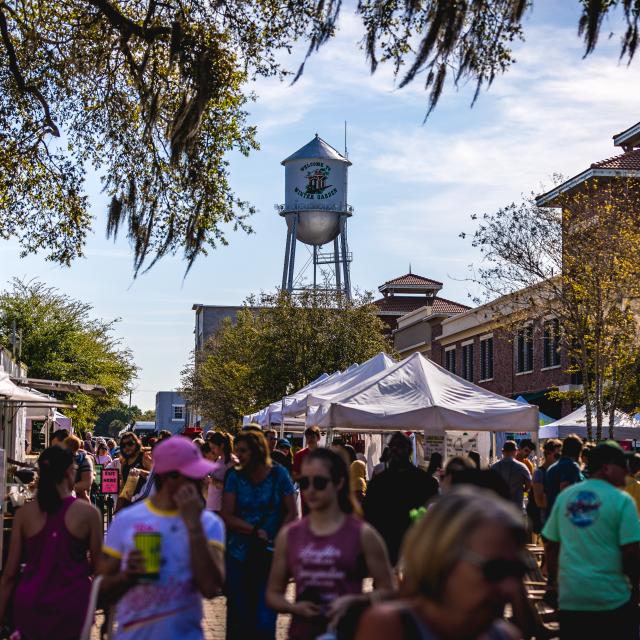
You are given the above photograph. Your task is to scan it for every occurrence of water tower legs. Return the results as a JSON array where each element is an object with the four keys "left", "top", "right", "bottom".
[
  {"left": 334, "top": 237, "right": 342, "bottom": 292},
  {"left": 339, "top": 215, "right": 352, "bottom": 301},
  {"left": 281, "top": 213, "right": 351, "bottom": 300},
  {"left": 283, "top": 215, "right": 298, "bottom": 292},
  {"left": 281, "top": 223, "right": 293, "bottom": 291}
]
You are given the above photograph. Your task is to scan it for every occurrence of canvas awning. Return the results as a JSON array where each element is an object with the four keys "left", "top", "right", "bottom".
[
  {"left": 0, "top": 373, "right": 74, "bottom": 408},
  {"left": 243, "top": 372, "right": 336, "bottom": 427},
  {"left": 299, "top": 352, "right": 396, "bottom": 421},
  {"left": 539, "top": 405, "right": 640, "bottom": 439},
  {"left": 11, "top": 376, "right": 107, "bottom": 396},
  {"left": 314, "top": 352, "right": 539, "bottom": 433},
  {"left": 261, "top": 371, "right": 334, "bottom": 425}
]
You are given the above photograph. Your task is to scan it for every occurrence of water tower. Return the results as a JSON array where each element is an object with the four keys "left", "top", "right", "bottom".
[{"left": 278, "top": 134, "right": 353, "bottom": 300}]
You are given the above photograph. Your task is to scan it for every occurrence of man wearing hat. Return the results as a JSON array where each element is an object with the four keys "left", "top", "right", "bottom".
[
  {"left": 272, "top": 437, "right": 293, "bottom": 475},
  {"left": 98, "top": 436, "right": 225, "bottom": 639},
  {"left": 543, "top": 441, "right": 640, "bottom": 640}
]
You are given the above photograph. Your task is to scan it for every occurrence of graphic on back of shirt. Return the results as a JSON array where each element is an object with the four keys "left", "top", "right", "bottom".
[{"left": 565, "top": 490, "right": 601, "bottom": 528}]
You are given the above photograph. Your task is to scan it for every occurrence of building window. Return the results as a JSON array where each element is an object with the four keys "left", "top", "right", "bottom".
[
  {"left": 480, "top": 336, "right": 493, "bottom": 381},
  {"left": 172, "top": 405, "right": 185, "bottom": 421},
  {"left": 444, "top": 348, "right": 456, "bottom": 374},
  {"left": 516, "top": 326, "right": 534, "bottom": 373},
  {"left": 543, "top": 318, "right": 561, "bottom": 368},
  {"left": 462, "top": 343, "right": 474, "bottom": 381}
]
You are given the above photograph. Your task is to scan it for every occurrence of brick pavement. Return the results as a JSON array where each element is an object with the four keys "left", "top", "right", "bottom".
[
  {"left": 92, "top": 580, "right": 374, "bottom": 638},
  {"left": 91, "top": 585, "right": 294, "bottom": 640}
]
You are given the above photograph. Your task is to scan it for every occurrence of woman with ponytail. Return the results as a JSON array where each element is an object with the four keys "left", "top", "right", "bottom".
[{"left": 0, "top": 447, "right": 103, "bottom": 639}]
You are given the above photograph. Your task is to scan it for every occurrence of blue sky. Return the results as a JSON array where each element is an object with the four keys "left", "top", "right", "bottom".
[{"left": 2, "top": 1, "right": 640, "bottom": 410}]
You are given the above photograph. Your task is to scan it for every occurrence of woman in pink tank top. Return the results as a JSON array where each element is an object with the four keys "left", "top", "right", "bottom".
[
  {"left": 0, "top": 447, "right": 103, "bottom": 640},
  {"left": 266, "top": 448, "right": 395, "bottom": 639}
]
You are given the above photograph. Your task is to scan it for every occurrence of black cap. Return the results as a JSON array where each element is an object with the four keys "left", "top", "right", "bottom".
[{"left": 589, "top": 441, "right": 626, "bottom": 473}]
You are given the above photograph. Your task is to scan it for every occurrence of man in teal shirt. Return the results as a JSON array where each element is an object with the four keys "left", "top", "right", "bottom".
[{"left": 543, "top": 441, "right": 640, "bottom": 639}]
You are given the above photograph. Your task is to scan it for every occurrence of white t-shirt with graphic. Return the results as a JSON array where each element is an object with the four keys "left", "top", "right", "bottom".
[{"left": 104, "top": 499, "right": 225, "bottom": 640}]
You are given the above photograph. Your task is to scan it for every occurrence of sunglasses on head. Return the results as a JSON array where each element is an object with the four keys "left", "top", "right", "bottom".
[
  {"left": 299, "top": 475, "right": 332, "bottom": 491},
  {"left": 463, "top": 550, "right": 531, "bottom": 583}
]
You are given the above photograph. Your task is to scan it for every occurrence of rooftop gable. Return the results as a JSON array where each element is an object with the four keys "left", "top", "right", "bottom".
[
  {"left": 374, "top": 294, "right": 470, "bottom": 316},
  {"left": 378, "top": 272, "right": 444, "bottom": 295},
  {"left": 536, "top": 150, "right": 640, "bottom": 206},
  {"left": 537, "top": 119, "right": 640, "bottom": 207},
  {"left": 613, "top": 120, "right": 640, "bottom": 150}
]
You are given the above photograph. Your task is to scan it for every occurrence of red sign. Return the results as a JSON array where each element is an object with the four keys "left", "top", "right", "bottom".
[{"left": 100, "top": 468, "right": 120, "bottom": 494}]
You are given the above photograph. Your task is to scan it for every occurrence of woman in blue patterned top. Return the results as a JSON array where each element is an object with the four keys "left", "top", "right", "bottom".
[{"left": 222, "top": 430, "right": 297, "bottom": 640}]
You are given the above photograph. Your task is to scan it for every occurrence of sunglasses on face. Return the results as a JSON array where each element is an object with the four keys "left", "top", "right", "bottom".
[
  {"left": 299, "top": 475, "right": 332, "bottom": 491},
  {"left": 463, "top": 550, "right": 531, "bottom": 583}
]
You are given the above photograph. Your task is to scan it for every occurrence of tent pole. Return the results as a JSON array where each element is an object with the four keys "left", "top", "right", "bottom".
[
  {"left": 531, "top": 428, "right": 539, "bottom": 456},
  {"left": 279, "top": 400, "right": 285, "bottom": 439}
]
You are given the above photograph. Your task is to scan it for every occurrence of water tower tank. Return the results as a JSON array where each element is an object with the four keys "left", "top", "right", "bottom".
[{"left": 280, "top": 134, "right": 352, "bottom": 246}]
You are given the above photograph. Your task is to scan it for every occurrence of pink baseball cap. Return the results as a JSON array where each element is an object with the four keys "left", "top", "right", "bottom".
[{"left": 153, "top": 436, "right": 216, "bottom": 479}]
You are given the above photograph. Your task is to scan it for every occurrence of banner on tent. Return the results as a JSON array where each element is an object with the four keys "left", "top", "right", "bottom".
[
  {"left": 423, "top": 435, "right": 445, "bottom": 460},
  {"left": 445, "top": 432, "right": 479, "bottom": 458}
]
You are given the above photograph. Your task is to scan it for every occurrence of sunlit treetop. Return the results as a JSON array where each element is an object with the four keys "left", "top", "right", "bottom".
[{"left": 0, "top": 0, "right": 637, "bottom": 274}]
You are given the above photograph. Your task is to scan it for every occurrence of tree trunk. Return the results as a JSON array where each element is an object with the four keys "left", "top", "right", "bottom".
[{"left": 580, "top": 342, "right": 593, "bottom": 441}]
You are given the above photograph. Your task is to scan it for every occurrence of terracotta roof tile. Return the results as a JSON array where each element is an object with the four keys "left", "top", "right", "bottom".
[
  {"left": 382, "top": 273, "right": 443, "bottom": 287},
  {"left": 374, "top": 296, "right": 469, "bottom": 315},
  {"left": 432, "top": 297, "right": 472, "bottom": 313},
  {"left": 590, "top": 149, "right": 640, "bottom": 171}
]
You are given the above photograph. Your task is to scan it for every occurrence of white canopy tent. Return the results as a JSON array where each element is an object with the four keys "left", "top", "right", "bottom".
[
  {"left": 314, "top": 352, "right": 539, "bottom": 433},
  {"left": 539, "top": 405, "right": 640, "bottom": 440},
  {"left": 245, "top": 353, "right": 396, "bottom": 429},
  {"left": 242, "top": 373, "right": 333, "bottom": 427},
  {"left": 301, "top": 352, "right": 396, "bottom": 424},
  {"left": 263, "top": 371, "right": 337, "bottom": 426}
]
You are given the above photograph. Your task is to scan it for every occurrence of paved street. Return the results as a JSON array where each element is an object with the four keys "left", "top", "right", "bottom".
[
  {"left": 202, "top": 593, "right": 293, "bottom": 639},
  {"left": 91, "top": 585, "right": 294, "bottom": 639}
]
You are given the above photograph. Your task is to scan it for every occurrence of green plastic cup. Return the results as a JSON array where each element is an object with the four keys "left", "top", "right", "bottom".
[{"left": 134, "top": 532, "right": 162, "bottom": 582}]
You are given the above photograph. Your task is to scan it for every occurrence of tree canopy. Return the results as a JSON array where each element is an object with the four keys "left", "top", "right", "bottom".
[
  {"left": 1, "top": 1, "right": 638, "bottom": 273},
  {"left": 469, "top": 178, "right": 640, "bottom": 439},
  {"left": 94, "top": 401, "right": 142, "bottom": 435},
  {"left": 180, "top": 289, "right": 391, "bottom": 429},
  {"left": 0, "top": 278, "right": 138, "bottom": 431}
]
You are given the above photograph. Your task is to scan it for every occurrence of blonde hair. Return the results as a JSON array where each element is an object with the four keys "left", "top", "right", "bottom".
[
  {"left": 400, "top": 486, "right": 525, "bottom": 600},
  {"left": 63, "top": 435, "right": 82, "bottom": 453}
]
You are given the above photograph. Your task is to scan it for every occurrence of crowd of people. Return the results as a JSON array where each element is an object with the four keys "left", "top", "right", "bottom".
[{"left": 0, "top": 425, "right": 639, "bottom": 640}]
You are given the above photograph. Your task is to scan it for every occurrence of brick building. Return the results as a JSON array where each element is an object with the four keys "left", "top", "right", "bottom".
[
  {"left": 432, "top": 118, "right": 640, "bottom": 420},
  {"left": 435, "top": 296, "right": 574, "bottom": 419},
  {"left": 536, "top": 118, "right": 640, "bottom": 207}
]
